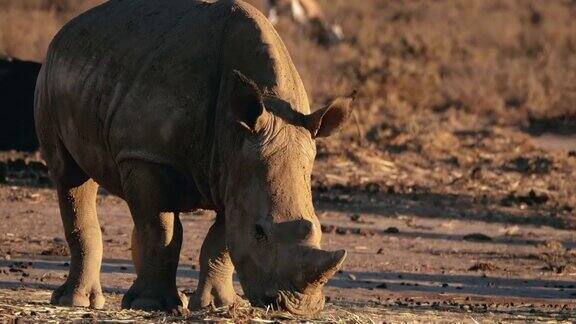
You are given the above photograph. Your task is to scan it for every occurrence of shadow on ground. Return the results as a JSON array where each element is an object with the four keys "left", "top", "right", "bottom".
[
  {"left": 2, "top": 258, "right": 576, "bottom": 301},
  {"left": 314, "top": 185, "right": 574, "bottom": 230}
]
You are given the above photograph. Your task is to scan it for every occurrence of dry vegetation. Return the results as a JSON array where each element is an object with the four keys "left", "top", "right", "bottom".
[
  {"left": 286, "top": 0, "right": 576, "bottom": 228},
  {"left": 0, "top": 0, "right": 103, "bottom": 61},
  {"left": 300, "top": 0, "right": 576, "bottom": 122},
  {"left": 2, "top": 0, "right": 576, "bottom": 120}
]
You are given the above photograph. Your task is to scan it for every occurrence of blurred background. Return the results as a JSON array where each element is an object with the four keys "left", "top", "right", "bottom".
[
  {"left": 1, "top": 1, "right": 576, "bottom": 321},
  {"left": 2, "top": 0, "right": 574, "bottom": 224}
]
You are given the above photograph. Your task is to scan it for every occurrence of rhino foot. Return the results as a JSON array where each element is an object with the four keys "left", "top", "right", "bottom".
[
  {"left": 188, "top": 283, "right": 247, "bottom": 310},
  {"left": 122, "top": 283, "right": 188, "bottom": 312},
  {"left": 51, "top": 282, "right": 105, "bottom": 309}
]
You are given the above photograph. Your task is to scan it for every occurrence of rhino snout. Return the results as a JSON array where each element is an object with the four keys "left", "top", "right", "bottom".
[{"left": 276, "top": 290, "right": 325, "bottom": 315}]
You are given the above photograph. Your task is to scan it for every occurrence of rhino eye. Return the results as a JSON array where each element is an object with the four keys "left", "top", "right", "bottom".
[{"left": 254, "top": 224, "right": 269, "bottom": 244}]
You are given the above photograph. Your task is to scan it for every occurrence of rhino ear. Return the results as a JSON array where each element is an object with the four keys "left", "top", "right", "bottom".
[
  {"left": 305, "top": 97, "right": 353, "bottom": 138},
  {"left": 229, "top": 70, "right": 268, "bottom": 132}
]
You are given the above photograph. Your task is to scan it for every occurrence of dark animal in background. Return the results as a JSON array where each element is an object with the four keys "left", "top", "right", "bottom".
[{"left": 0, "top": 57, "right": 41, "bottom": 151}]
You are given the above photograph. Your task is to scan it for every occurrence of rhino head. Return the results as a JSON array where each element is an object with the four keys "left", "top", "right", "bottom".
[{"left": 214, "top": 71, "right": 351, "bottom": 315}]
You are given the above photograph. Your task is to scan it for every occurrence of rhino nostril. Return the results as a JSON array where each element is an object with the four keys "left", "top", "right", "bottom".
[
  {"left": 298, "top": 219, "right": 313, "bottom": 237},
  {"left": 264, "top": 289, "right": 277, "bottom": 299},
  {"left": 253, "top": 224, "right": 269, "bottom": 243}
]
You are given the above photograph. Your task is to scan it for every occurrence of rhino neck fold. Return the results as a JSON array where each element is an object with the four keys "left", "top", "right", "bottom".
[{"left": 207, "top": 0, "right": 312, "bottom": 210}]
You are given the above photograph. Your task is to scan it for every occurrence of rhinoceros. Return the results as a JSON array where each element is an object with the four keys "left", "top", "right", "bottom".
[{"left": 35, "top": 0, "right": 351, "bottom": 315}]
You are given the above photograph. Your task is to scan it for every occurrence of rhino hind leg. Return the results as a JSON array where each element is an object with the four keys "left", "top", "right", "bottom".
[
  {"left": 44, "top": 140, "right": 105, "bottom": 309},
  {"left": 189, "top": 215, "right": 245, "bottom": 310},
  {"left": 119, "top": 161, "right": 188, "bottom": 312}
]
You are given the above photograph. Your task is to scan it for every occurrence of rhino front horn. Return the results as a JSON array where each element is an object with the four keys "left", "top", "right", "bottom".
[{"left": 305, "top": 249, "right": 347, "bottom": 285}]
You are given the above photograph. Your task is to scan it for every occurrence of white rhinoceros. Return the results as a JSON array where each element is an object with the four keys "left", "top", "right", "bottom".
[{"left": 35, "top": 0, "right": 351, "bottom": 315}]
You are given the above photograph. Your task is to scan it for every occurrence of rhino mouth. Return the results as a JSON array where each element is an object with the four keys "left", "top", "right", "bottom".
[
  {"left": 248, "top": 289, "right": 324, "bottom": 315},
  {"left": 274, "top": 290, "right": 325, "bottom": 316}
]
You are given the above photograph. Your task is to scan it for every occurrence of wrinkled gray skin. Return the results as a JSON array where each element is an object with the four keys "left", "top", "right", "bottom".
[{"left": 35, "top": 0, "right": 350, "bottom": 316}]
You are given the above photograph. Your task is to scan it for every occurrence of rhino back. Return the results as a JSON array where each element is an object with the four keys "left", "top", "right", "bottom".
[{"left": 41, "top": 0, "right": 232, "bottom": 191}]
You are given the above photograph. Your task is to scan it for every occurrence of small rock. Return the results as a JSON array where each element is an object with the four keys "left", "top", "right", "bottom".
[
  {"left": 384, "top": 227, "right": 400, "bottom": 234},
  {"left": 376, "top": 283, "right": 387, "bottom": 289},
  {"left": 501, "top": 190, "right": 549, "bottom": 207},
  {"left": 376, "top": 248, "right": 384, "bottom": 254},
  {"left": 348, "top": 274, "right": 357, "bottom": 281},
  {"left": 350, "top": 214, "right": 361, "bottom": 222},
  {"left": 53, "top": 237, "right": 65, "bottom": 243},
  {"left": 321, "top": 224, "right": 336, "bottom": 234}
]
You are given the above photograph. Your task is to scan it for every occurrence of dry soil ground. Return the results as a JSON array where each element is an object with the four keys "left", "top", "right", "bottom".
[{"left": 1, "top": 0, "right": 576, "bottom": 323}]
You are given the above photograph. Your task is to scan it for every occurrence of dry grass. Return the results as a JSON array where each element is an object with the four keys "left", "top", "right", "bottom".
[
  {"left": 0, "top": 0, "right": 103, "bottom": 61},
  {"left": 0, "top": 289, "right": 382, "bottom": 323},
  {"left": 282, "top": 0, "right": 576, "bottom": 127},
  {"left": 3, "top": 289, "right": 573, "bottom": 323},
  {"left": 1, "top": 0, "right": 575, "bottom": 123}
]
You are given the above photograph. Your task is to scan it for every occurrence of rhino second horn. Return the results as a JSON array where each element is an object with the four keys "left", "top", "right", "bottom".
[
  {"left": 305, "top": 249, "right": 347, "bottom": 286},
  {"left": 295, "top": 219, "right": 314, "bottom": 239}
]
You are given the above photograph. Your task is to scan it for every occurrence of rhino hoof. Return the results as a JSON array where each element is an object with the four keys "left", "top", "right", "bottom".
[
  {"left": 51, "top": 283, "right": 105, "bottom": 309},
  {"left": 122, "top": 287, "right": 188, "bottom": 312}
]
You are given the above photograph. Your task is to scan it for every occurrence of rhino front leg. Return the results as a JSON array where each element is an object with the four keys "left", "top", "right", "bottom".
[
  {"left": 131, "top": 226, "right": 141, "bottom": 274},
  {"left": 120, "top": 161, "right": 188, "bottom": 312},
  {"left": 52, "top": 178, "right": 105, "bottom": 308},
  {"left": 189, "top": 214, "right": 244, "bottom": 310}
]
